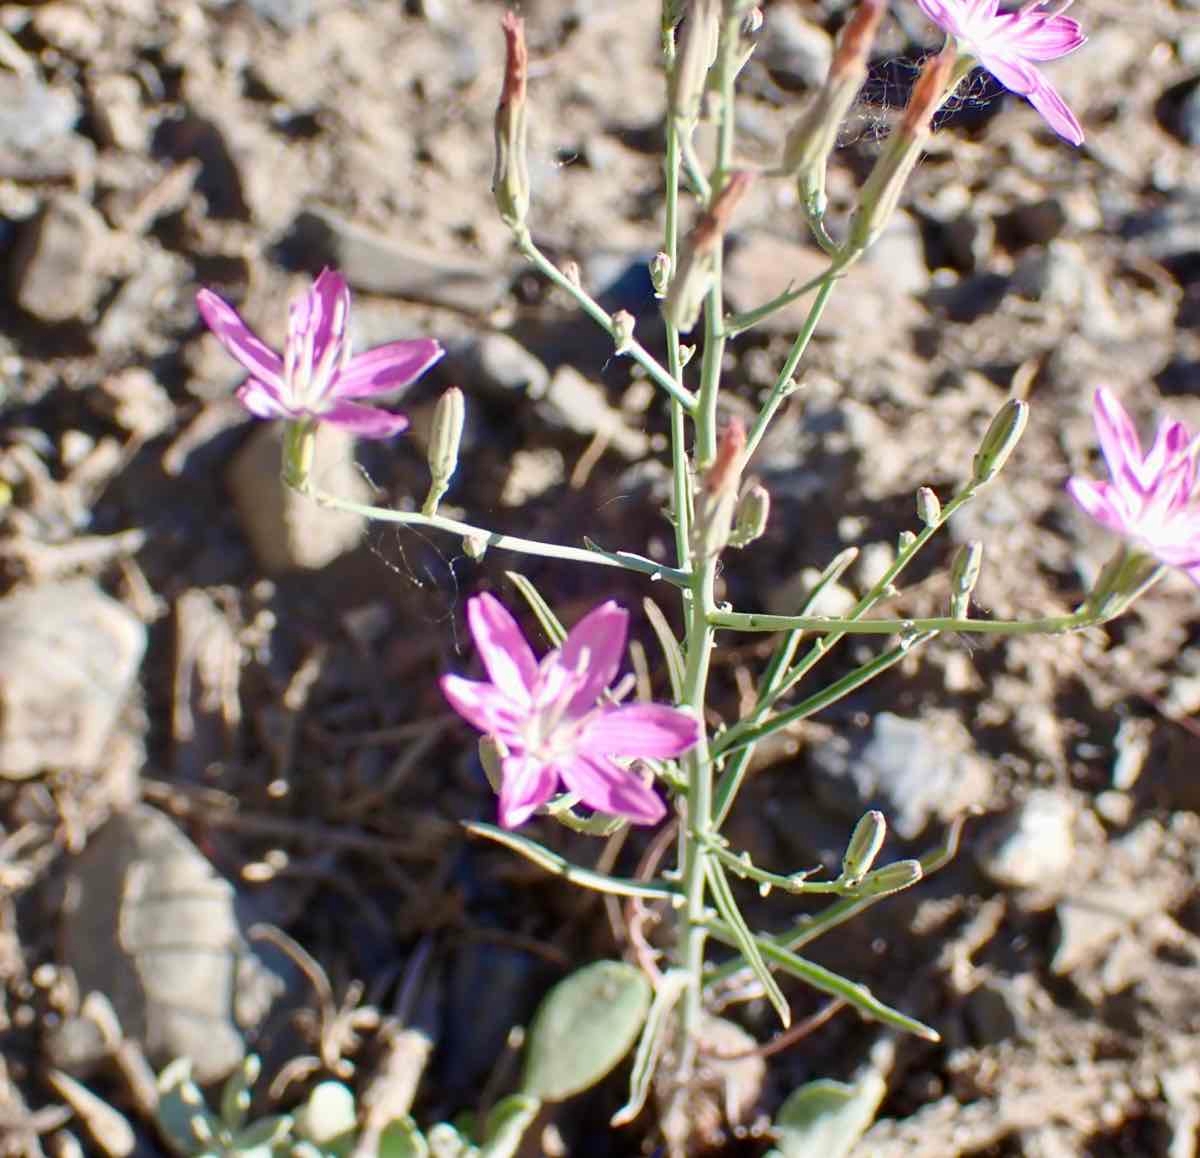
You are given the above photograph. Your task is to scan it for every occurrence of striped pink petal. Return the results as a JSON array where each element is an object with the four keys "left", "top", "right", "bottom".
[
  {"left": 558, "top": 601, "right": 629, "bottom": 715},
  {"left": 467, "top": 594, "right": 538, "bottom": 706},
  {"left": 577, "top": 704, "right": 701, "bottom": 759},
  {"left": 560, "top": 754, "right": 666, "bottom": 825},
  {"left": 336, "top": 339, "right": 445, "bottom": 400},
  {"left": 196, "top": 289, "right": 285, "bottom": 391}
]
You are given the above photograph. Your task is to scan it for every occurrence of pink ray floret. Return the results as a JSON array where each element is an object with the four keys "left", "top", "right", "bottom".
[
  {"left": 442, "top": 593, "right": 701, "bottom": 829},
  {"left": 196, "top": 268, "right": 443, "bottom": 438},
  {"left": 913, "top": 0, "right": 1087, "bottom": 145},
  {"left": 1067, "top": 388, "right": 1200, "bottom": 587}
]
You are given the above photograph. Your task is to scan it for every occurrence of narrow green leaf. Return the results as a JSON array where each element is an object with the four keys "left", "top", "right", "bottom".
[
  {"left": 479, "top": 1094, "right": 541, "bottom": 1157},
  {"left": 544, "top": 793, "right": 627, "bottom": 837},
  {"left": 770, "top": 1071, "right": 886, "bottom": 1158},
  {"left": 612, "top": 968, "right": 690, "bottom": 1126},
  {"left": 642, "top": 597, "right": 686, "bottom": 700},
  {"left": 465, "top": 822, "right": 679, "bottom": 901},
  {"left": 706, "top": 922, "right": 939, "bottom": 1041},
  {"left": 705, "top": 858, "right": 791, "bottom": 1028},
  {"left": 522, "top": 961, "right": 652, "bottom": 1102},
  {"left": 505, "top": 572, "right": 566, "bottom": 646}
]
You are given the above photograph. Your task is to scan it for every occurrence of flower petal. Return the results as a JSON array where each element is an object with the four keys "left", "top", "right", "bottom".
[
  {"left": 335, "top": 339, "right": 445, "bottom": 400},
  {"left": 557, "top": 601, "right": 630, "bottom": 715},
  {"left": 236, "top": 380, "right": 293, "bottom": 420},
  {"left": 999, "top": 14, "right": 1086, "bottom": 61},
  {"left": 1091, "top": 387, "right": 1144, "bottom": 488},
  {"left": 196, "top": 289, "right": 285, "bottom": 390},
  {"left": 560, "top": 754, "right": 666, "bottom": 826},
  {"left": 440, "top": 674, "right": 526, "bottom": 739},
  {"left": 1066, "top": 478, "right": 1130, "bottom": 535},
  {"left": 1020, "top": 69, "right": 1084, "bottom": 146},
  {"left": 289, "top": 269, "right": 350, "bottom": 370},
  {"left": 467, "top": 594, "right": 538, "bottom": 706},
  {"left": 497, "top": 755, "right": 559, "bottom": 828},
  {"left": 577, "top": 703, "right": 701, "bottom": 759},
  {"left": 318, "top": 401, "right": 410, "bottom": 438},
  {"left": 913, "top": 0, "right": 963, "bottom": 36}
]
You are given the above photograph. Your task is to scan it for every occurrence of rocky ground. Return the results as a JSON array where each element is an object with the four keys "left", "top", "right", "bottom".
[{"left": 1, "top": 0, "right": 1199, "bottom": 1154}]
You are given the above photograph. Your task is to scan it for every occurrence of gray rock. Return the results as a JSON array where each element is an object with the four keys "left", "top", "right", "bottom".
[
  {"left": 808, "top": 712, "right": 991, "bottom": 840},
  {"left": 865, "top": 212, "right": 930, "bottom": 295},
  {"left": 1175, "top": 79, "right": 1200, "bottom": 147},
  {"left": 979, "top": 790, "right": 1075, "bottom": 891},
  {"left": 536, "top": 366, "right": 650, "bottom": 460},
  {"left": 226, "top": 422, "right": 371, "bottom": 573},
  {"left": 0, "top": 581, "right": 146, "bottom": 780},
  {"left": 291, "top": 209, "right": 508, "bottom": 314},
  {"left": 0, "top": 73, "right": 79, "bottom": 152},
  {"left": 55, "top": 805, "right": 286, "bottom": 1083},
  {"left": 9, "top": 195, "right": 111, "bottom": 324},
  {"left": 724, "top": 231, "right": 921, "bottom": 340},
  {"left": 246, "top": 0, "right": 315, "bottom": 30},
  {"left": 758, "top": 7, "right": 833, "bottom": 90},
  {"left": 443, "top": 333, "right": 550, "bottom": 401}
]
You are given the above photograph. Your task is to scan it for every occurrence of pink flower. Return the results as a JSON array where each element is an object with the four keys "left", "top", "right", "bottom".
[
  {"left": 1067, "top": 388, "right": 1200, "bottom": 586},
  {"left": 441, "top": 594, "right": 701, "bottom": 829},
  {"left": 913, "top": 0, "right": 1086, "bottom": 145},
  {"left": 196, "top": 269, "right": 443, "bottom": 438}
]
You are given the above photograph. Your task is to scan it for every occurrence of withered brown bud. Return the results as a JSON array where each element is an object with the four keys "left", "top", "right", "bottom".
[
  {"left": 493, "top": 12, "right": 530, "bottom": 227},
  {"left": 663, "top": 170, "right": 755, "bottom": 332},
  {"left": 847, "top": 45, "right": 955, "bottom": 252}
]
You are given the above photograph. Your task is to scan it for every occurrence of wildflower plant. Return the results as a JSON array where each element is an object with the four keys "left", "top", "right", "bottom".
[{"left": 196, "top": 1, "right": 1189, "bottom": 1153}]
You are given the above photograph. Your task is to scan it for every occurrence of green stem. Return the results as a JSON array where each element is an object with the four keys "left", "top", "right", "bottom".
[
  {"left": 513, "top": 228, "right": 697, "bottom": 413},
  {"left": 704, "top": 837, "right": 855, "bottom": 896},
  {"left": 709, "top": 608, "right": 1093, "bottom": 635},
  {"left": 715, "top": 631, "right": 936, "bottom": 758},
  {"left": 704, "top": 816, "right": 966, "bottom": 997},
  {"left": 664, "top": 87, "right": 692, "bottom": 568},
  {"left": 744, "top": 274, "right": 839, "bottom": 464},
  {"left": 672, "top": 4, "right": 743, "bottom": 1094},
  {"left": 295, "top": 480, "right": 690, "bottom": 586}
]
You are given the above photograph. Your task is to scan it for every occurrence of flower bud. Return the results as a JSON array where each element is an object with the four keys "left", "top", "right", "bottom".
[
  {"left": 463, "top": 534, "right": 489, "bottom": 560},
  {"left": 479, "top": 735, "right": 505, "bottom": 794},
  {"left": 693, "top": 417, "right": 747, "bottom": 559},
  {"left": 1085, "top": 546, "right": 1164, "bottom": 620},
  {"left": 422, "top": 387, "right": 465, "bottom": 515},
  {"left": 611, "top": 310, "right": 636, "bottom": 355},
  {"left": 949, "top": 540, "right": 983, "bottom": 618},
  {"left": 847, "top": 45, "right": 954, "bottom": 253},
  {"left": 493, "top": 12, "right": 530, "bottom": 228},
  {"left": 663, "top": 170, "right": 755, "bottom": 333},
  {"left": 781, "top": 0, "right": 886, "bottom": 216},
  {"left": 897, "top": 529, "right": 917, "bottom": 553},
  {"left": 669, "top": 0, "right": 721, "bottom": 122},
  {"left": 841, "top": 809, "right": 886, "bottom": 886},
  {"left": 650, "top": 251, "right": 672, "bottom": 297},
  {"left": 729, "top": 482, "right": 770, "bottom": 548},
  {"left": 916, "top": 486, "right": 941, "bottom": 527},
  {"left": 857, "top": 858, "right": 923, "bottom": 898},
  {"left": 972, "top": 398, "right": 1029, "bottom": 484}
]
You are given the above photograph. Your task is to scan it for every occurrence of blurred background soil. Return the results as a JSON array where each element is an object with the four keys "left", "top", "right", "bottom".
[{"left": 1, "top": 0, "right": 1200, "bottom": 1153}]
